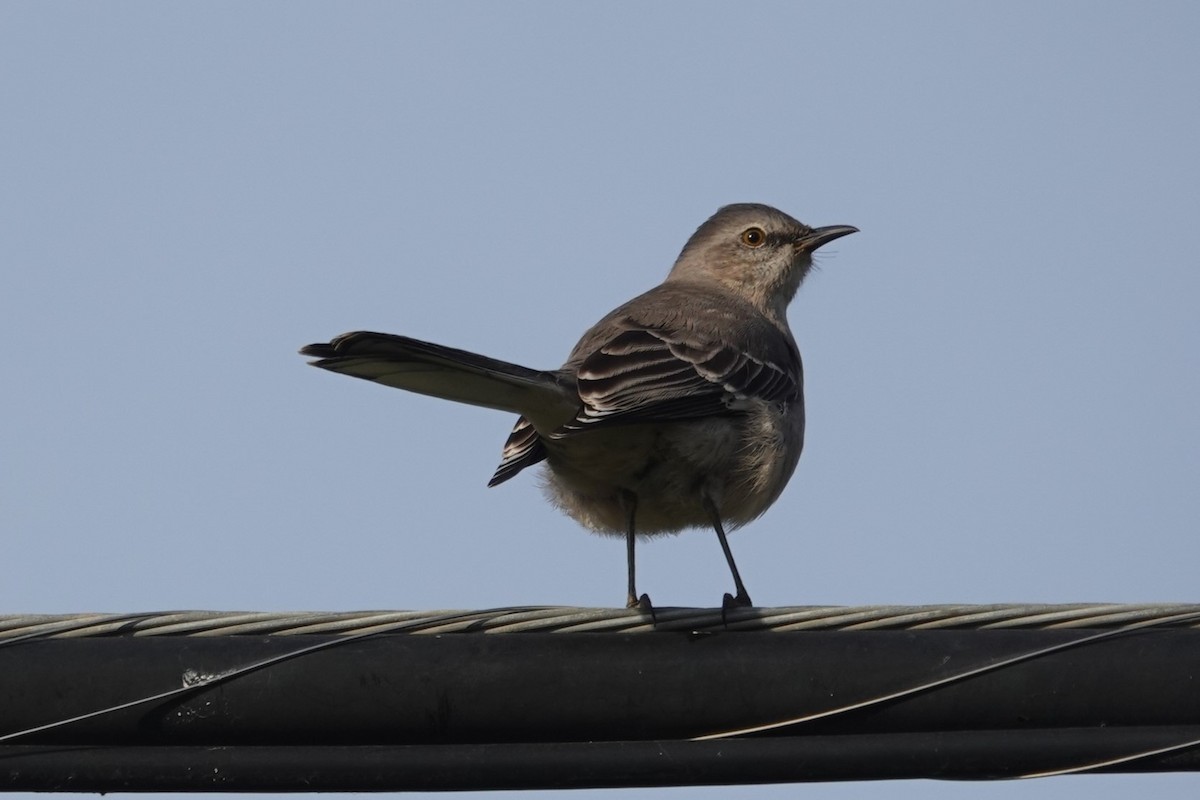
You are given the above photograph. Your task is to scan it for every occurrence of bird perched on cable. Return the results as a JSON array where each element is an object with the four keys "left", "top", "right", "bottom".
[{"left": 301, "top": 203, "right": 856, "bottom": 609}]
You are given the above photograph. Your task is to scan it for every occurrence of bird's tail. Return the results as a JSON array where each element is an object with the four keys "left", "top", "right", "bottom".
[{"left": 300, "top": 332, "right": 578, "bottom": 424}]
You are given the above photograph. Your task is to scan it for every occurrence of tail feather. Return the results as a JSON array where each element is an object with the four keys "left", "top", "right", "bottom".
[{"left": 301, "top": 331, "right": 577, "bottom": 421}]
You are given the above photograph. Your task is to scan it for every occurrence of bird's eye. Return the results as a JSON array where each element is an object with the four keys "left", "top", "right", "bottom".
[{"left": 740, "top": 227, "right": 766, "bottom": 247}]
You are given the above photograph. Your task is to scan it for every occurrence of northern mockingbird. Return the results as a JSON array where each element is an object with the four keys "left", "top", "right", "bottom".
[{"left": 301, "top": 203, "right": 856, "bottom": 609}]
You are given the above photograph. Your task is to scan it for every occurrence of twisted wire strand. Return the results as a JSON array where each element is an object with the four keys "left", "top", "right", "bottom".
[
  {"left": 2, "top": 603, "right": 1199, "bottom": 640},
  {"left": 2, "top": 603, "right": 1200, "bottom": 780}
]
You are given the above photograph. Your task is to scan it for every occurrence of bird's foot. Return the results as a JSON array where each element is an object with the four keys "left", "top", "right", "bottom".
[
  {"left": 627, "top": 593, "right": 654, "bottom": 614},
  {"left": 721, "top": 591, "right": 753, "bottom": 626},
  {"left": 722, "top": 590, "right": 753, "bottom": 609}
]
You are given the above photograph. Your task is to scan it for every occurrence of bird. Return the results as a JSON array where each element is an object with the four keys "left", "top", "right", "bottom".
[{"left": 300, "top": 203, "right": 856, "bottom": 609}]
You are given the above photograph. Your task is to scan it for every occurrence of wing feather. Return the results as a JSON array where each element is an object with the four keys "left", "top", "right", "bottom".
[{"left": 558, "top": 325, "right": 799, "bottom": 434}]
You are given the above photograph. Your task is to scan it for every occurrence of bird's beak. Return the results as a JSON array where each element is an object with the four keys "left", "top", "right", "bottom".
[{"left": 797, "top": 224, "right": 859, "bottom": 252}]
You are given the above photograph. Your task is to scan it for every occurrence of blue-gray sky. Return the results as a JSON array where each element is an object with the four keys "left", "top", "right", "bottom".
[{"left": 3, "top": 3, "right": 1199, "bottom": 798}]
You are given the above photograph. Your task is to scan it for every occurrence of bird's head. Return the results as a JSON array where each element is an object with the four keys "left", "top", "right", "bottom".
[{"left": 668, "top": 203, "right": 857, "bottom": 323}]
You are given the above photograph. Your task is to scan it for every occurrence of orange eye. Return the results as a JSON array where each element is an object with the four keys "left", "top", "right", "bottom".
[{"left": 740, "top": 227, "right": 766, "bottom": 247}]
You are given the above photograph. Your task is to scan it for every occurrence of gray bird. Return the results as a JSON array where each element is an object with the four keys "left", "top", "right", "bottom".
[{"left": 301, "top": 204, "right": 856, "bottom": 609}]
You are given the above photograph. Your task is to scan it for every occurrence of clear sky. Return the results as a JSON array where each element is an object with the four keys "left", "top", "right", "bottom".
[{"left": 3, "top": 2, "right": 1199, "bottom": 798}]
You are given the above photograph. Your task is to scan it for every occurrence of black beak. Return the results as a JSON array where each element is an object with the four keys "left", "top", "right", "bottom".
[{"left": 797, "top": 224, "right": 859, "bottom": 252}]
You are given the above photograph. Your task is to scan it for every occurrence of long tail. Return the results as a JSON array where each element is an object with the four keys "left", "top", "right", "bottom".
[{"left": 300, "top": 331, "right": 578, "bottom": 424}]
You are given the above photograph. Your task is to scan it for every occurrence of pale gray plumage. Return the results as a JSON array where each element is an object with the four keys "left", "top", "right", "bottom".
[{"left": 301, "top": 203, "right": 856, "bottom": 608}]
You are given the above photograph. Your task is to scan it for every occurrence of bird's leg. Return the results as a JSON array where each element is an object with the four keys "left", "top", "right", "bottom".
[
  {"left": 703, "top": 494, "right": 753, "bottom": 609},
  {"left": 620, "top": 490, "right": 653, "bottom": 612}
]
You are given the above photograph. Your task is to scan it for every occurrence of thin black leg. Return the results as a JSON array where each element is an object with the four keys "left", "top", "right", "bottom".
[
  {"left": 620, "top": 490, "right": 652, "bottom": 611},
  {"left": 703, "top": 495, "right": 753, "bottom": 608}
]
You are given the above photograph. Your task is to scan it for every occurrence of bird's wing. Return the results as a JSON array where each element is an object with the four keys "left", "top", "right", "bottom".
[
  {"left": 488, "top": 415, "right": 546, "bottom": 486},
  {"left": 490, "top": 314, "right": 799, "bottom": 480},
  {"left": 557, "top": 320, "right": 800, "bottom": 435}
]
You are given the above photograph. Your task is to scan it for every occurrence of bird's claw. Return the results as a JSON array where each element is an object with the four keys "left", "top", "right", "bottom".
[
  {"left": 722, "top": 590, "right": 753, "bottom": 609},
  {"left": 627, "top": 593, "right": 654, "bottom": 612}
]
